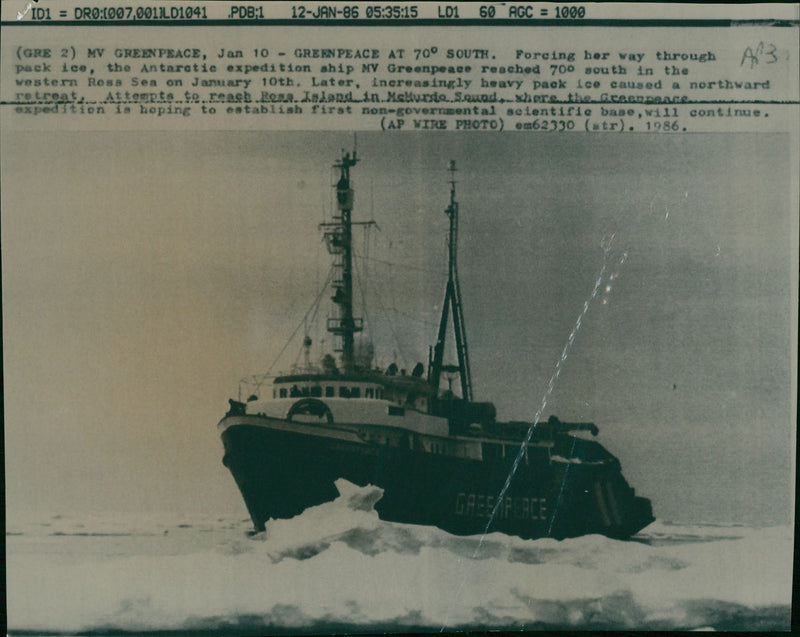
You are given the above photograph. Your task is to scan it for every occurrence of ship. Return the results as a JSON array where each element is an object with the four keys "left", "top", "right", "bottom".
[{"left": 218, "top": 148, "right": 654, "bottom": 540}]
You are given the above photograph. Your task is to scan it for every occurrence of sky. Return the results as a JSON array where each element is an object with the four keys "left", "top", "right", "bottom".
[{"left": 2, "top": 130, "right": 795, "bottom": 526}]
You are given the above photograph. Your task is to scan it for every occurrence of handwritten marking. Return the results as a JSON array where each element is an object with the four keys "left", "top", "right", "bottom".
[
  {"left": 740, "top": 42, "right": 778, "bottom": 69},
  {"left": 16, "top": 0, "right": 38, "bottom": 21}
]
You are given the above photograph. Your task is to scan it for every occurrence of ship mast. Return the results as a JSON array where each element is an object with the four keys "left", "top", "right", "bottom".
[
  {"left": 429, "top": 161, "right": 473, "bottom": 402},
  {"left": 322, "top": 148, "right": 370, "bottom": 375}
]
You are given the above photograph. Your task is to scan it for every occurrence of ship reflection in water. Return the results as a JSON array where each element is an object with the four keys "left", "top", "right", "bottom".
[{"left": 218, "top": 148, "right": 654, "bottom": 540}]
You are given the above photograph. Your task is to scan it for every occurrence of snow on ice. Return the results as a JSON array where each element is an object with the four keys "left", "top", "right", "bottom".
[{"left": 6, "top": 480, "right": 792, "bottom": 633}]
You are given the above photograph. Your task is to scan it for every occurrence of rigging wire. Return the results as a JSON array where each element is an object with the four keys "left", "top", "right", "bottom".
[
  {"left": 388, "top": 305, "right": 438, "bottom": 328},
  {"left": 355, "top": 227, "right": 438, "bottom": 367},
  {"left": 355, "top": 253, "right": 445, "bottom": 276},
  {"left": 366, "top": 265, "right": 410, "bottom": 370},
  {"left": 292, "top": 320, "right": 307, "bottom": 369},
  {"left": 304, "top": 255, "right": 329, "bottom": 361},
  {"left": 384, "top": 249, "right": 414, "bottom": 369},
  {"left": 252, "top": 267, "right": 334, "bottom": 393}
]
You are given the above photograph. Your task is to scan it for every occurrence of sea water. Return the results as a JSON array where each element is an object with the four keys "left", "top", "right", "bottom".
[{"left": 7, "top": 480, "right": 792, "bottom": 634}]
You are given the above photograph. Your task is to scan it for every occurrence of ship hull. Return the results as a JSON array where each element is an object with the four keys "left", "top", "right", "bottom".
[{"left": 219, "top": 415, "right": 653, "bottom": 540}]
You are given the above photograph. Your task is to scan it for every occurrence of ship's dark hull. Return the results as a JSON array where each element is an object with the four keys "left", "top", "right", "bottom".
[{"left": 220, "top": 417, "right": 653, "bottom": 540}]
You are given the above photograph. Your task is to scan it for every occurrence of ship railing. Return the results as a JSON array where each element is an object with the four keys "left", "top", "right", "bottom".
[
  {"left": 238, "top": 373, "right": 279, "bottom": 402},
  {"left": 237, "top": 366, "right": 434, "bottom": 403}
]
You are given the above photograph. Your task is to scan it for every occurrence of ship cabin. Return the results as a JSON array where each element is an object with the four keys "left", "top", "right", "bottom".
[
  {"left": 243, "top": 370, "right": 448, "bottom": 433},
  {"left": 269, "top": 371, "right": 433, "bottom": 406}
]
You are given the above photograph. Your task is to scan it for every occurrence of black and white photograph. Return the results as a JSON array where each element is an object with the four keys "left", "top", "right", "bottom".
[
  {"left": 3, "top": 129, "right": 794, "bottom": 632},
  {"left": 2, "top": 1, "right": 798, "bottom": 634}
]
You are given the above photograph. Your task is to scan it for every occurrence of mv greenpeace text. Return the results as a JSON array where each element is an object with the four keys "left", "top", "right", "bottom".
[{"left": 5, "top": 17, "right": 793, "bottom": 133}]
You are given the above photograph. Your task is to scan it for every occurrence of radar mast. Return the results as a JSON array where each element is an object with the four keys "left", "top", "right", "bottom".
[{"left": 322, "top": 147, "right": 375, "bottom": 374}]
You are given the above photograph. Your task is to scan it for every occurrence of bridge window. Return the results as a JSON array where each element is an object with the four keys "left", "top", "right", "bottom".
[
  {"left": 339, "top": 386, "right": 349, "bottom": 398},
  {"left": 273, "top": 389, "right": 277, "bottom": 399},
  {"left": 310, "top": 386, "right": 322, "bottom": 397},
  {"left": 376, "top": 389, "right": 384, "bottom": 399},
  {"left": 366, "top": 387, "right": 374, "bottom": 399},
  {"left": 279, "top": 388, "right": 287, "bottom": 398},
  {"left": 325, "top": 386, "right": 334, "bottom": 398},
  {"left": 351, "top": 387, "right": 360, "bottom": 398},
  {"left": 388, "top": 405, "right": 404, "bottom": 416}
]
